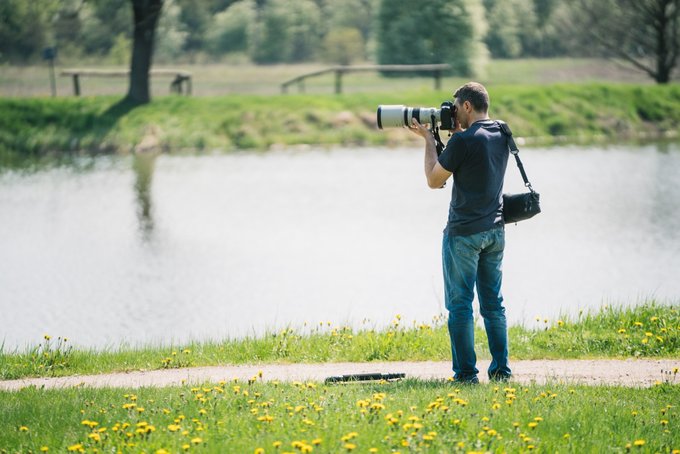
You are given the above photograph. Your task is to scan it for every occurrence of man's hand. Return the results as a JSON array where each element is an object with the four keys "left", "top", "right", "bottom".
[
  {"left": 408, "top": 118, "right": 435, "bottom": 141},
  {"left": 409, "top": 119, "right": 452, "bottom": 189}
]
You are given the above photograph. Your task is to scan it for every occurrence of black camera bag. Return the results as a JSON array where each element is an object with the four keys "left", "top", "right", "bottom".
[{"left": 497, "top": 121, "right": 541, "bottom": 224}]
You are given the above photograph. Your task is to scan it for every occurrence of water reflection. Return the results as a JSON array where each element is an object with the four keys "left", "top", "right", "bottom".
[{"left": 132, "top": 151, "right": 157, "bottom": 240}]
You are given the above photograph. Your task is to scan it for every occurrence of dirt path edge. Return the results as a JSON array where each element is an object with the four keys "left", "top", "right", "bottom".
[{"left": 1, "top": 359, "right": 678, "bottom": 391}]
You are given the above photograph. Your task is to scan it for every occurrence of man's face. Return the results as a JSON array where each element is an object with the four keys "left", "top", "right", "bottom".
[{"left": 454, "top": 99, "right": 469, "bottom": 129}]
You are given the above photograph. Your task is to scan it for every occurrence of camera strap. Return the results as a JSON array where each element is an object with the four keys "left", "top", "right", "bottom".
[
  {"left": 496, "top": 120, "right": 536, "bottom": 193},
  {"left": 430, "top": 114, "right": 445, "bottom": 157}
]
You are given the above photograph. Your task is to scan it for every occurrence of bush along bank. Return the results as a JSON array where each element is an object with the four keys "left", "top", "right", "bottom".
[{"left": 2, "top": 83, "right": 680, "bottom": 158}]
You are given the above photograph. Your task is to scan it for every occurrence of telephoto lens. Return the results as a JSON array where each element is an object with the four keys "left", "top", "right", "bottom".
[{"left": 376, "top": 105, "right": 441, "bottom": 129}]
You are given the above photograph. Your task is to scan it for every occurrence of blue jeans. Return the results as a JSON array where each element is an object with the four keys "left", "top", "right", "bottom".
[{"left": 442, "top": 226, "right": 511, "bottom": 381}]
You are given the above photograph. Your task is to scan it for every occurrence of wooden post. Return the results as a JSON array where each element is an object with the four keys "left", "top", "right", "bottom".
[
  {"left": 434, "top": 69, "right": 442, "bottom": 91},
  {"left": 334, "top": 69, "right": 343, "bottom": 94},
  {"left": 73, "top": 74, "right": 81, "bottom": 96},
  {"left": 298, "top": 80, "right": 305, "bottom": 93},
  {"left": 186, "top": 76, "right": 192, "bottom": 96}
]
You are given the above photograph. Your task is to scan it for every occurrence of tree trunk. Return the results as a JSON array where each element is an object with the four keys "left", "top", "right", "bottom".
[{"left": 127, "top": 0, "right": 163, "bottom": 104}]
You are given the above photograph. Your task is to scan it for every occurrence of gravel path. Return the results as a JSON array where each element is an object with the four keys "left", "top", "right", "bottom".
[{"left": 1, "top": 359, "right": 679, "bottom": 391}]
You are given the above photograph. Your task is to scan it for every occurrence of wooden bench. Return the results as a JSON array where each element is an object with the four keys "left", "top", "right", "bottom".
[
  {"left": 281, "top": 64, "right": 451, "bottom": 94},
  {"left": 60, "top": 69, "right": 192, "bottom": 96}
]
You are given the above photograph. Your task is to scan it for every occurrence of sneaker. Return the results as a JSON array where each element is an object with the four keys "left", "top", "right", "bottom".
[{"left": 454, "top": 376, "right": 479, "bottom": 385}]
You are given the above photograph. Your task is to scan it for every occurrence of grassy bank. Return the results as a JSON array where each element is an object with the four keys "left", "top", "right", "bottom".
[
  {"left": 1, "top": 378, "right": 678, "bottom": 452},
  {"left": 2, "top": 83, "right": 680, "bottom": 162},
  {"left": 1, "top": 301, "right": 677, "bottom": 381}
]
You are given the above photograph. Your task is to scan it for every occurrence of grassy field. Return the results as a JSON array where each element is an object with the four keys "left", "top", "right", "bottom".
[
  {"left": 1, "top": 377, "right": 679, "bottom": 452},
  {"left": 0, "top": 58, "right": 655, "bottom": 98},
  {"left": 2, "top": 82, "right": 680, "bottom": 165},
  {"left": 1, "top": 301, "right": 677, "bottom": 381}
]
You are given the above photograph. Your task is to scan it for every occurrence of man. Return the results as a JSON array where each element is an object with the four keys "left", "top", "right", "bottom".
[{"left": 410, "top": 82, "right": 511, "bottom": 383}]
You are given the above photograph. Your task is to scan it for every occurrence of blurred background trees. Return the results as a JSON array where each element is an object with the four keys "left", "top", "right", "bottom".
[{"left": 0, "top": 0, "right": 678, "bottom": 83}]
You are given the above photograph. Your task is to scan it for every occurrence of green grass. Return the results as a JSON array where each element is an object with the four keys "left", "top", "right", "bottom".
[
  {"left": 0, "top": 58, "right": 656, "bottom": 98},
  {"left": 2, "top": 82, "right": 680, "bottom": 164},
  {"left": 1, "top": 378, "right": 678, "bottom": 452},
  {"left": 1, "top": 301, "right": 677, "bottom": 381}
]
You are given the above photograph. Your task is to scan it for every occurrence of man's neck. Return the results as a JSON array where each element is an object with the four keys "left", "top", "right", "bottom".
[{"left": 469, "top": 112, "right": 489, "bottom": 125}]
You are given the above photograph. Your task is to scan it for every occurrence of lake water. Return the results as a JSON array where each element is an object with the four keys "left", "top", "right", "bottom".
[{"left": 1, "top": 143, "right": 679, "bottom": 350}]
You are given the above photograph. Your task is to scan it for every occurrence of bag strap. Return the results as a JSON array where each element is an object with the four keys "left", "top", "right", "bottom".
[{"left": 496, "top": 120, "right": 536, "bottom": 193}]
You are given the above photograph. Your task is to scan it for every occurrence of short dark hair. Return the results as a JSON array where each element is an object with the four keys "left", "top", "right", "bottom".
[{"left": 453, "top": 82, "right": 489, "bottom": 113}]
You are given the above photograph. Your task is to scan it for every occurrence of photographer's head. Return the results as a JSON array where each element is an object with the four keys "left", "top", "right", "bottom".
[{"left": 453, "top": 82, "right": 490, "bottom": 129}]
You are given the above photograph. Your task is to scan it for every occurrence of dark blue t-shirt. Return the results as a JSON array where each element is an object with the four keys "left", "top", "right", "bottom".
[{"left": 438, "top": 120, "right": 509, "bottom": 236}]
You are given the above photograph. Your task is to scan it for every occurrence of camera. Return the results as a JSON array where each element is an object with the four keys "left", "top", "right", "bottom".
[{"left": 376, "top": 101, "right": 456, "bottom": 130}]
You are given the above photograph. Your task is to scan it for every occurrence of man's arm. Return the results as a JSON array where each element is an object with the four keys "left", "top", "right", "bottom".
[{"left": 409, "top": 118, "right": 452, "bottom": 189}]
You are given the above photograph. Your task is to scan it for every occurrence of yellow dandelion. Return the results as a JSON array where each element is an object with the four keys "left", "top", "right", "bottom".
[
  {"left": 633, "top": 439, "right": 645, "bottom": 447},
  {"left": 528, "top": 422, "right": 538, "bottom": 429},
  {"left": 254, "top": 449, "right": 265, "bottom": 454},
  {"left": 40, "top": 448, "right": 49, "bottom": 453},
  {"left": 87, "top": 433, "right": 101, "bottom": 442},
  {"left": 156, "top": 450, "right": 171, "bottom": 454},
  {"left": 312, "top": 438, "right": 322, "bottom": 445},
  {"left": 191, "top": 437, "right": 203, "bottom": 445},
  {"left": 19, "top": 426, "right": 29, "bottom": 432},
  {"left": 273, "top": 441, "right": 283, "bottom": 448},
  {"left": 344, "top": 443, "right": 356, "bottom": 451},
  {"left": 67, "top": 445, "right": 84, "bottom": 453},
  {"left": 167, "top": 424, "right": 181, "bottom": 432}
]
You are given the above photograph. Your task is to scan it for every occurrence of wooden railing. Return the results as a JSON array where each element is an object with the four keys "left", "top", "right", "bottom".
[
  {"left": 281, "top": 64, "right": 451, "bottom": 94},
  {"left": 60, "top": 69, "right": 192, "bottom": 96}
]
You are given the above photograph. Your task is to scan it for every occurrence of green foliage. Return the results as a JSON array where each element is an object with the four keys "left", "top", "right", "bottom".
[
  {"left": 154, "top": 0, "right": 189, "bottom": 62},
  {"left": 376, "top": 0, "right": 473, "bottom": 75},
  {"left": 322, "top": 27, "right": 365, "bottom": 65},
  {"left": 249, "top": 0, "right": 323, "bottom": 63},
  {"left": 18, "top": 335, "right": 74, "bottom": 377},
  {"left": 0, "top": 0, "right": 57, "bottom": 62},
  {"left": 206, "top": 0, "right": 255, "bottom": 55},
  {"left": 79, "top": 1, "right": 132, "bottom": 57},
  {"left": 108, "top": 34, "right": 132, "bottom": 65},
  {"left": 482, "top": 0, "right": 568, "bottom": 58}
]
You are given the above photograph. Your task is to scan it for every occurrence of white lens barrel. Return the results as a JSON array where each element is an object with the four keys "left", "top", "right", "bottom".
[{"left": 377, "top": 105, "right": 441, "bottom": 129}]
